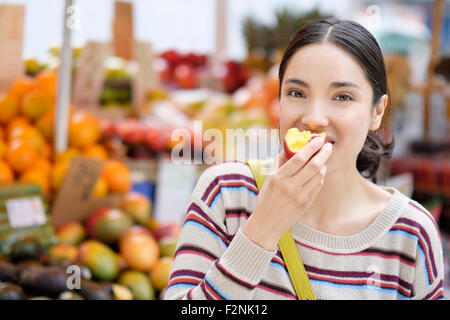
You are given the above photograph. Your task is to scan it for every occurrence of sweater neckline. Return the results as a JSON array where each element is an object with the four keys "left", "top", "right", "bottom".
[{"left": 289, "top": 187, "right": 409, "bottom": 253}]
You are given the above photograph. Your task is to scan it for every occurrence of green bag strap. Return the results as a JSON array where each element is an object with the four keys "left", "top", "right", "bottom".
[{"left": 247, "top": 159, "right": 317, "bottom": 300}]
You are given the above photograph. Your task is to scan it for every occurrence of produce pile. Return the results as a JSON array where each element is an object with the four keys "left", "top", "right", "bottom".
[
  {"left": 0, "top": 191, "right": 180, "bottom": 300},
  {"left": 0, "top": 70, "right": 132, "bottom": 197}
]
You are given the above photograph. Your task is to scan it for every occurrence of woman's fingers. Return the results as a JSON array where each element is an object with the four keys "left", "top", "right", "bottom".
[
  {"left": 278, "top": 136, "right": 326, "bottom": 178},
  {"left": 289, "top": 142, "right": 332, "bottom": 185}
]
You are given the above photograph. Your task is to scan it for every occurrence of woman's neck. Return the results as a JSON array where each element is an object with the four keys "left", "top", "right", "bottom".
[{"left": 299, "top": 165, "right": 391, "bottom": 235}]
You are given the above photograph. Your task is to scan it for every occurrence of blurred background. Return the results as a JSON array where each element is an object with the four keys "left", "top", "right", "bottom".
[{"left": 0, "top": 0, "right": 448, "bottom": 300}]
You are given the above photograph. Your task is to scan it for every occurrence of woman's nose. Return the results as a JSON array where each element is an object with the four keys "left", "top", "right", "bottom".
[{"left": 300, "top": 105, "right": 329, "bottom": 130}]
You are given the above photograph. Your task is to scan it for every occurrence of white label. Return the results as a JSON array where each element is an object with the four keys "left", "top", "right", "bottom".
[
  {"left": 6, "top": 197, "right": 47, "bottom": 228},
  {"left": 153, "top": 157, "right": 199, "bottom": 224}
]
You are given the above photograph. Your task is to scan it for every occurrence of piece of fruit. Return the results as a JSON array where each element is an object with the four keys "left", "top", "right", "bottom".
[
  {"left": 149, "top": 257, "right": 174, "bottom": 291},
  {"left": 68, "top": 111, "right": 100, "bottom": 148},
  {"left": 51, "top": 160, "right": 70, "bottom": 191},
  {"left": 0, "top": 94, "right": 18, "bottom": 125},
  {"left": 21, "top": 89, "right": 53, "bottom": 121},
  {"left": 20, "top": 168, "right": 50, "bottom": 194},
  {"left": 78, "top": 240, "right": 120, "bottom": 281},
  {"left": 91, "top": 177, "right": 108, "bottom": 198},
  {"left": 83, "top": 144, "right": 108, "bottom": 160},
  {"left": 0, "top": 161, "right": 14, "bottom": 185},
  {"left": 47, "top": 244, "right": 78, "bottom": 267},
  {"left": 283, "top": 128, "right": 327, "bottom": 159},
  {"left": 5, "top": 139, "right": 38, "bottom": 174},
  {"left": 0, "top": 282, "right": 26, "bottom": 300},
  {"left": 10, "top": 237, "right": 42, "bottom": 263},
  {"left": 102, "top": 160, "right": 131, "bottom": 194},
  {"left": 85, "top": 208, "right": 134, "bottom": 244},
  {"left": 158, "top": 237, "right": 178, "bottom": 258},
  {"left": 36, "top": 111, "right": 54, "bottom": 140},
  {"left": 6, "top": 117, "right": 30, "bottom": 139},
  {"left": 74, "top": 279, "right": 114, "bottom": 300},
  {"left": 120, "top": 192, "right": 152, "bottom": 225},
  {"left": 30, "top": 157, "right": 52, "bottom": 175},
  {"left": 119, "top": 229, "right": 159, "bottom": 272},
  {"left": 118, "top": 270, "right": 155, "bottom": 300},
  {"left": 9, "top": 126, "right": 46, "bottom": 156},
  {"left": 56, "top": 221, "right": 86, "bottom": 246},
  {"left": 112, "top": 284, "right": 133, "bottom": 300},
  {"left": 55, "top": 148, "right": 80, "bottom": 164},
  {"left": 9, "top": 76, "right": 36, "bottom": 98}
]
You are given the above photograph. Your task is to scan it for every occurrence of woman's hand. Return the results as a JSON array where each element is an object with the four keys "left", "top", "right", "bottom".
[{"left": 242, "top": 137, "right": 332, "bottom": 250}]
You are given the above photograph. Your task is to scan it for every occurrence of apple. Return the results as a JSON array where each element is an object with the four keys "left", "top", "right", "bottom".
[
  {"left": 283, "top": 128, "right": 330, "bottom": 159},
  {"left": 174, "top": 64, "right": 197, "bottom": 89}
]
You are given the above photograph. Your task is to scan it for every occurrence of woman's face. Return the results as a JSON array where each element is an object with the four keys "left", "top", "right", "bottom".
[{"left": 279, "top": 42, "right": 385, "bottom": 173}]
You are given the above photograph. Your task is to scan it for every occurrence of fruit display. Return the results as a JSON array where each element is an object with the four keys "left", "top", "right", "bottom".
[
  {"left": 0, "top": 190, "right": 181, "bottom": 300},
  {"left": 0, "top": 71, "right": 132, "bottom": 198}
]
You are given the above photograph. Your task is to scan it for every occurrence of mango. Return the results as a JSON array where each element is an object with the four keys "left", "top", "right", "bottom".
[
  {"left": 149, "top": 257, "right": 173, "bottom": 291},
  {"left": 118, "top": 270, "right": 155, "bottom": 300},
  {"left": 85, "top": 208, "right": 134, "bottom": 244},
  {"left": 56, "top": 221, "right": 86, "bottom": 246},
  {"left": 119, "top": 229, "right": 159, "bottom": 272},
  {"left": 120, "top": 192, "right": 152, "bottom": 225},
  {"left": 78, "top": 240, "right": 119, "bottom": 281},
  {"left": 158, "top": 237, "right": 178, "bottom": 258},
  {"left": 47, "top": 244, "right": 78, "bottom": 267}
]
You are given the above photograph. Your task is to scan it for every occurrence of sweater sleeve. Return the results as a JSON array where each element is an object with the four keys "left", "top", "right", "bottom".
[
  {"left": 164, "top": 164, "right": 277, "bottom": 300},
  {"left": 409, "top": 203, "right": 445, "bottom": 300}
]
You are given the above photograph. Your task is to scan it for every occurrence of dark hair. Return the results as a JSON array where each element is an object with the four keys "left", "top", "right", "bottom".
[{"left": 278, "top": 16, "right": 394, "bottom": 183}]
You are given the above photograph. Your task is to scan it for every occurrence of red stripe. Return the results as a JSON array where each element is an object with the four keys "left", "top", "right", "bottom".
[
  {"left": 175, "top": 249, "right": 215, "bottom": 261},
  {"left": 204, "top": 280, "right": 223, "bottom": 300},
  {"left": 205, "top": 181, "right": 259, "bottom": 206},
  {"left": 256, "top": 284, "right": 297, "bottom": 299},
  {"left": 308, "top": 273, "right": 410, "bottom": 297},
  {"left": 430, "top": 288, "right": 445, "bottom": 300},
  {"left": 391, "top": 224, "right": 434, "bottom": 283},
  {"left": 408, "top": 202, "right": 442, "bottom": 242},
  {"left": 185, "top": 213, "right": 230, "bottom": 245},
  {"left": 168, "top": 278, "right": 201, "bottom": 286}
]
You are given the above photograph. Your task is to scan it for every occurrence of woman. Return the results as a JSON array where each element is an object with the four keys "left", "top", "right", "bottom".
[{"left": 165, "top": 17, "right": 445, "bottom": 300}]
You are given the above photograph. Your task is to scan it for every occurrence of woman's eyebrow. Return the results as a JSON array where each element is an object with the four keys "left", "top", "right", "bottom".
[
  {"left": 285, "top": 78, "right": 309, "bottom": 87},
  {"left": 329, "top": 81, "right": 360, "bottom": 89}
]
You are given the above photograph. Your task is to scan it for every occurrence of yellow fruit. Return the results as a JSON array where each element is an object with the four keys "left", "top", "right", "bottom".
[
  {"left": 9, "top": 126, "right": 46, "bottom": 156},
  {"left": 21, "top": 89, "right": 53, "bottom": 121},
  {"left": 0, "top": 161, "right": 14, "bottom": 185},
  {"left": 149, "top": 257, "right": 174, "bottom": 291},
  {"left": 119, "top": 230, "right": 159, "bottom": 272},
  {"left": 9, "top": 77, "right": 36, "bottom": 99},
  {"left": 51, "top": 161, "right": 70, "bottom": 191},
  {"left": 91, "top": 177, "right": 108, "bottom": 198},
  {"left": 55, "top": 148, "right": 80, "bottom": 164},
  {"left": 0, "top": 94, "right": 19, "bottom": 125},
  {"left": 36, "top": 111, "right": 54, "bottom": 140}
]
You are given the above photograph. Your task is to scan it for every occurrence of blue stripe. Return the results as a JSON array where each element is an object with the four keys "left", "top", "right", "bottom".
[
  {"left": 389, "top": 229, "right": 431, "bottom": 285},
  {"left": 167, "top": 283, "right": 197, "bottom": 290},
  {"left": 269, "top": 261, "right": 289, "bottom": 275},
  {"left": 309, "top": 279, "right": 410, "bottom": 300},
  {"left": 417, "top": 245, "right": 431, "bottom": 286},
  {"left": 209, "top": 185, "right": 258, "bottom": 209},
  {"left": 205, "top": 275, "right": 231, "bottom": 300},
  {"left": 184, "top": 220, "right": 228, "bottom": 248}
]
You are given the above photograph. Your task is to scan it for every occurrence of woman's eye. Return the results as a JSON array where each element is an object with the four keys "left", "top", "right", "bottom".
[
  {"left": 334, "top": 94, "right": 353, "bottom": 102},
  {"left": 287, "top": 89, "right": 305, "bottom": 98}
]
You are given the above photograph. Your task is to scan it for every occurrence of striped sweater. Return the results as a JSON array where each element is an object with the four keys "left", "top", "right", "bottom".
[{"left": 165, "top": 161, "right": 445, "bottom": 300}]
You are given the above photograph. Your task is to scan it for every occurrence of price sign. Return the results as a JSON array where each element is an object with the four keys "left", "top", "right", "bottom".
[{"left": 6, "top": 197, "right": 47, "bottom": 229}]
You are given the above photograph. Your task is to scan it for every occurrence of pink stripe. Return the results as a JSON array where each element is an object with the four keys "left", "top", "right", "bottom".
[
  {"left": 256, "top": 284, "right": 296, "bottom": 299},
  {"left": 175, "top": 250, "right": 215, "bottom": 261},
  {"left": 205, "top": 180, "right": 259, "bottom": 206}
]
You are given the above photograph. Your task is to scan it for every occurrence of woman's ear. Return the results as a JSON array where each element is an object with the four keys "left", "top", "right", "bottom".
[{"left": 370, "top": 94, "right": 388, "bottom": 131}]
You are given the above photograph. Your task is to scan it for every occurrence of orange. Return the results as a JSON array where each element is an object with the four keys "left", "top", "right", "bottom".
[
  {"left": 68, "top": 111, "right": 100, "bottom": 148},
  {"left": 35, "top": 70, "right": 57, "bottom": 98},
  {"left": 51, "top": 160, "right": 70, "bottom": 191},
  {"left": 119, "top": 230, "right": 159, "bottom": 272},
  {"left": 0, "top": 127, "right": 4, "bottom": 141},
  {"left": 8, "top": 126, "right": 46, "bottom": 156},
  {"left": 6, "top": 117, "right": 31, "bottom": 139},
  {"left": 36, "top": 111, "right": 54, "bottom": 140},
  {"left": 83, "top": 144, "right": 108, "bottom": 160},
  {"left": 91, "top": 176, "right": 108, "bottom": 198},
  {"left": 20, "top": 168, "right": 50, "bottom": 194},
  {"left": 41, "top": 142, "right": 53, "bottom": 160},
  {"left": 0, "top": 161, "right": 14, "bottom": 185},
  {"left": 5, "top": 139, "right": 38, "bottom": 174},
  {"left": 149, "top": 257, "right": 174, "bottom": 291},
  {"left": 31, "top": 157, "right": 52, "bottom": 174},
  {"left": 9, "top": 76, "right": 36, "bottom": 99},
  {"left": 0, "top": 93, "right": 19, "bottom": 124},
  {"left": 21, "top": 88, "right": 53, "bottom": 121},
  {"left": 102, "top": 160, "right": 131, "bottom": 194}
]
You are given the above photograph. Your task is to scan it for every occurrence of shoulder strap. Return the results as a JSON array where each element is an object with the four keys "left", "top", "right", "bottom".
[{"left": 247, "top": 159, "right": 317, "bottom": 300}]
